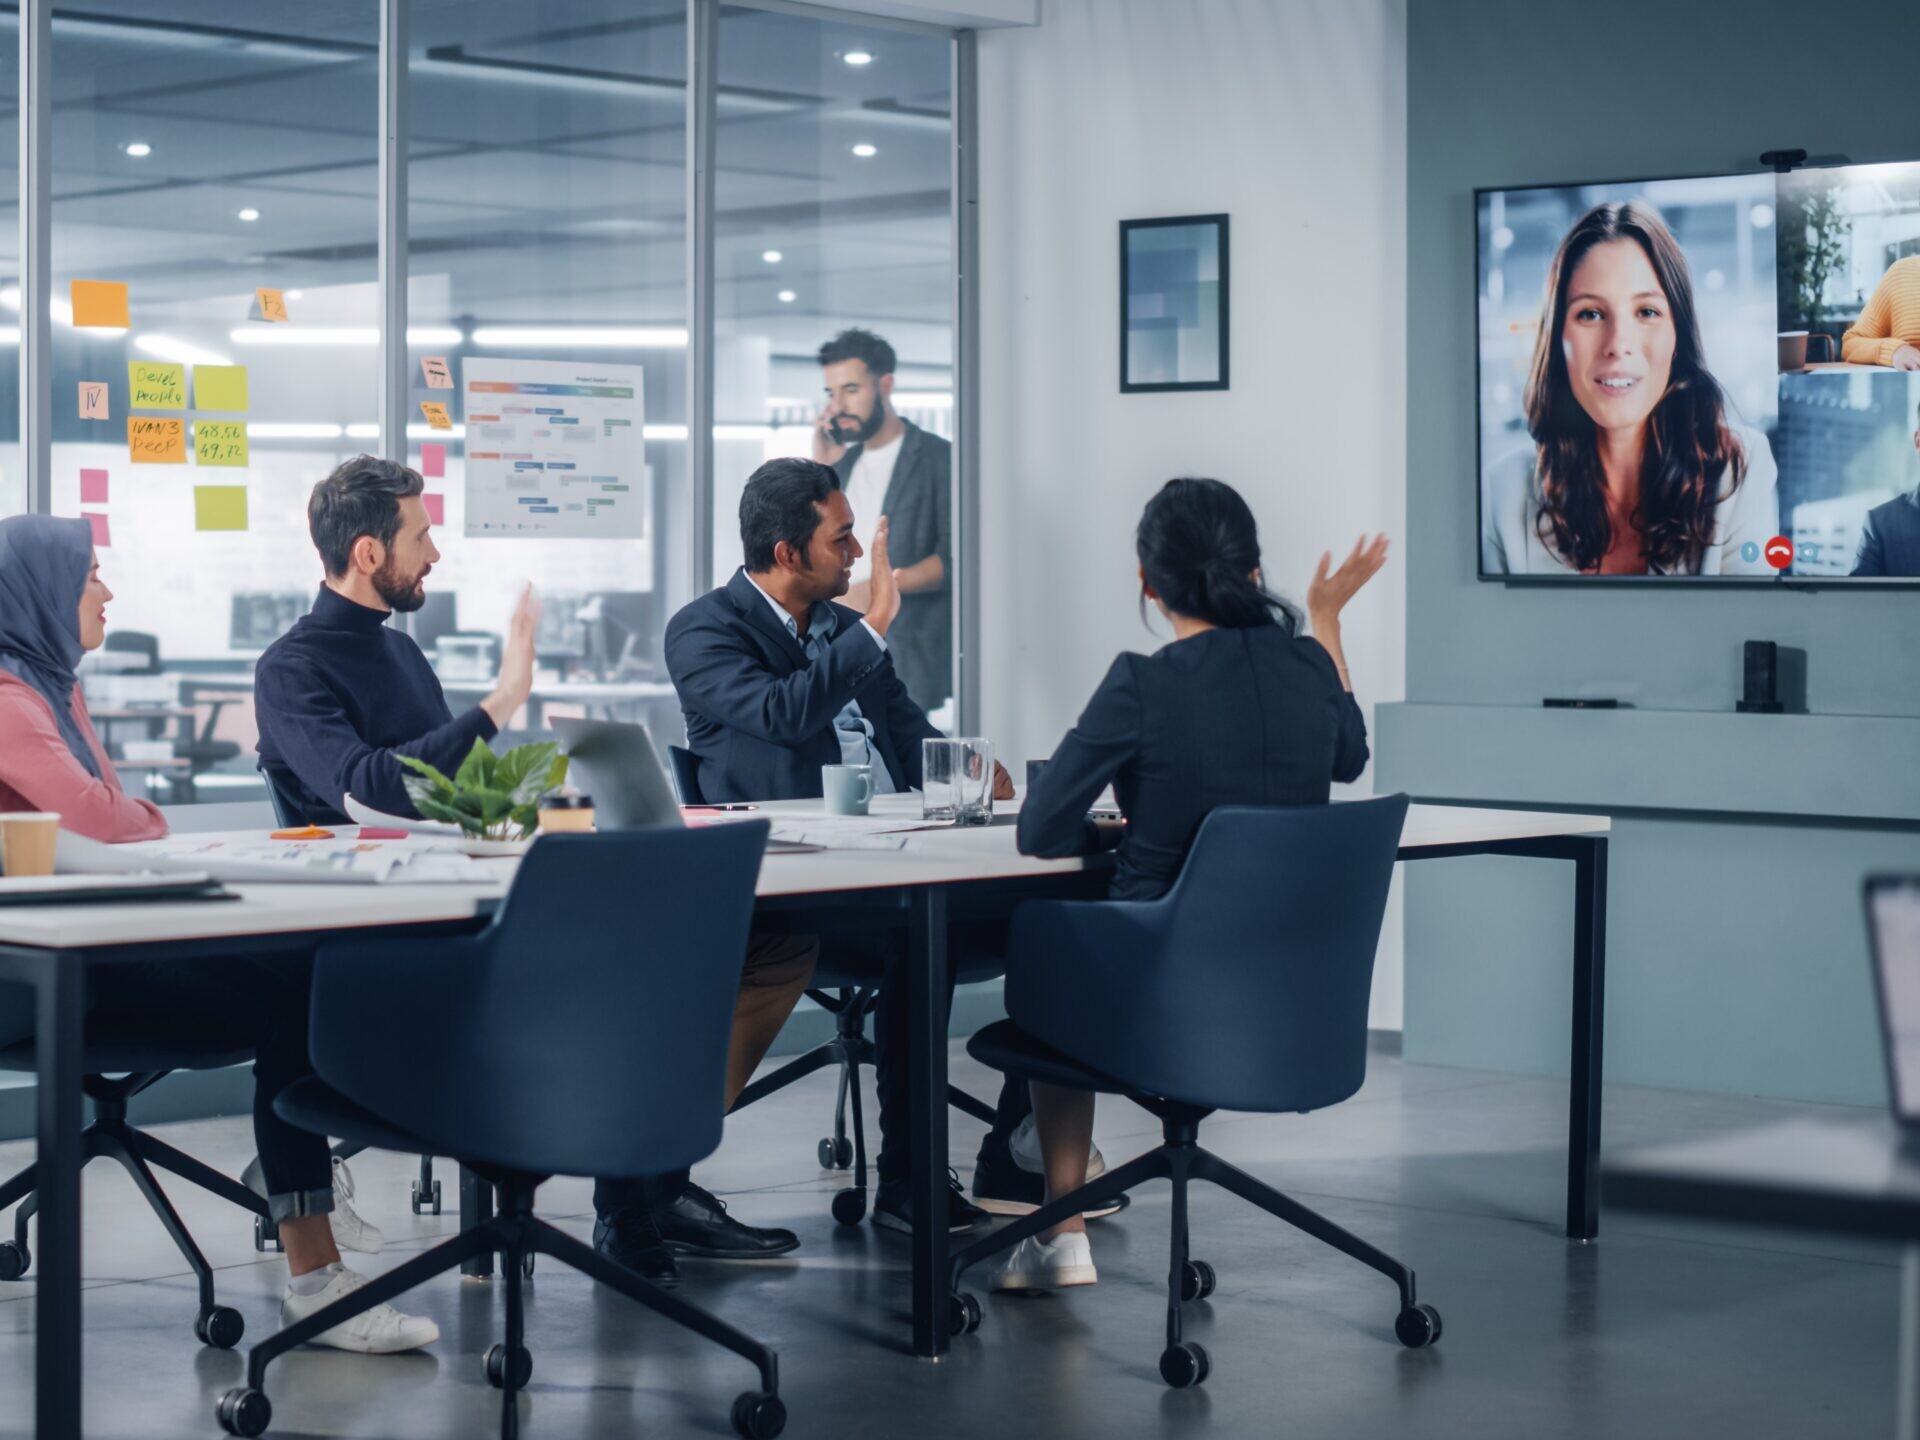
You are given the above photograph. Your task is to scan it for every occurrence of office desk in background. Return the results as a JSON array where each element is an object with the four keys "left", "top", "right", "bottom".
[{"left": 0, "top": 799, "right": 1609, "bottom": 1436}]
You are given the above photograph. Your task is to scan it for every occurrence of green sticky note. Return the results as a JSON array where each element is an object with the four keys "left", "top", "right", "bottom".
[
  {"left": 128, "top": 362, "right": 186, "bottom": 410},
  {"left": 194, "top": 420, "right": 249, "bottom": 467},
  {"left": 193, "top": 485, "right": 249, "bottom": 532},
  {"left": 192, "top": 365, "right": 249, "bottom": 412}
]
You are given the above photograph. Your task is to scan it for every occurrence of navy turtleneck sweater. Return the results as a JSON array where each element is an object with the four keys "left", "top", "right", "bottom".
[{"left": 254, "top": 585, "right": 497, "bottom": 824}]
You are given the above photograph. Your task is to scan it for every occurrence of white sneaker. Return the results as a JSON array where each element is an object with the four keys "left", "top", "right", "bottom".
[
  {"left": 280, "top": 1264, "right": 439, "bottom": 1354},
  {"left": 1009, "top": 1114, "right": 1106, "bottom": 1181},
  {"left": 991, "top": 1231, "right": 1098, "bottom": 1292},
  {"left": 242, "top": 1156, "right": 384, "bottom": 1254}
]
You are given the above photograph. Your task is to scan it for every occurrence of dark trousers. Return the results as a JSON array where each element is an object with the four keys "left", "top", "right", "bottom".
[{"left": 89, "top": 955, "right": 334, "bottom": 1208}]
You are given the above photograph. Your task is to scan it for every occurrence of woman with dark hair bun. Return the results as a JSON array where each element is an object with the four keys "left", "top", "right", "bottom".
[{"left": 983, "top": 477, "right": 1387, "bottom": 1294}]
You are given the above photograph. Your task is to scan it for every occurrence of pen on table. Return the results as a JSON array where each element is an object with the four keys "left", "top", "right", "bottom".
[{"left": 684, "top": 803, "right": 758, "bottom": 813}]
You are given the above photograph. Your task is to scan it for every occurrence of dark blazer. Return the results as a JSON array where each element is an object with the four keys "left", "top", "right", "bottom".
[
  {"left": 835, "top": 419, "right": 952, "bottom": 710},
  {"left": 1018, "top": 623, "right": 1370, "bottom": 902},
  {"left": 1853, "top": 489, "right": 1920, "bottom": 577},
  {"left": 665, "top": 568, "right": 945, "bottom": 804}
]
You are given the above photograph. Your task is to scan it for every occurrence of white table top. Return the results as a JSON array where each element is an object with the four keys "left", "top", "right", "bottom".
[{"left": 0, "top": 801, "right": 1607, "bottom": 951}]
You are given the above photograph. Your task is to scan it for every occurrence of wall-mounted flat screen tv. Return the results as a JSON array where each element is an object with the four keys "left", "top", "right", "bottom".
[{"left": 1477, "top": 161, "right": 1920, "bottom": 583}]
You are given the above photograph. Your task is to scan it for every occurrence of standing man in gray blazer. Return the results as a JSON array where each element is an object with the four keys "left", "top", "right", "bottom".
[
  {"left": 812, "top": 328, "right": 953, "bottom": 713},
  {"left": 1852, "top": 398, "right": 1920, "bottom": 577}
]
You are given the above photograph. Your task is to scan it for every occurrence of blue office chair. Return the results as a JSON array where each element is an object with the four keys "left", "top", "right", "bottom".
[
  {"left": 947, "top": 797, "right": 1439, "bottom": 1388},
  {"left": 214, "top": 823, "right": 786, "bottom": 1440}
]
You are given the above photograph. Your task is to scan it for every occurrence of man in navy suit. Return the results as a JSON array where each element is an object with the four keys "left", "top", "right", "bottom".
[
  {"left": 667, "top": 457, "right": 1012, "bottom": 1233},
  {"left": 1853, "top": 399, "right": 1920, "bottom": 577}
]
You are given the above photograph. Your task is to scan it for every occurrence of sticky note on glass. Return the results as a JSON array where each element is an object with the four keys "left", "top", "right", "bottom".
[
  {"left": 420, "top": 356, "right": 453, "bottom": 390},
  {"left": 70, "top": 280, "right": 129, "bottom": 329},
  {"left": 84, "top": 513, "right": 110, "bottom": 548},
  {"left": 250, "top": 288, "right": 288, "bottom": 323},
  {"left": 420, "top": 400, "right": 452, "bottom": 431},
  {"left": 194, "top": 486, "right": 249, "bottom": 532},
  {"left": 79, "top": 382, "right": 109, "bottom": 420},
  {"left": 193, "top": 365, "right": 249, "bottom": 412},
  {"left": 420, "top": 442, "right": 446, "bottom": 478},
  {"left": 128, "top": 416, "right": 186, "bottom": 464},
  {"left": 422, "top": 493, "right": 445, "bottom": 527},
  {"left": 128, "top": 362, "right": 186, "bottom": 410},
  {"left": 80, "top": 468, "right": 109, "bottom": 504},
  {"left": 194, "top": 420, "right": 249, "bottom": 467}
]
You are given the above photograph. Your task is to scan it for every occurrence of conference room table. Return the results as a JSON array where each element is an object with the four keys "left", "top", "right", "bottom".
[{"left": 0, "top": 798, "right": 1608, "bottom": 1437}]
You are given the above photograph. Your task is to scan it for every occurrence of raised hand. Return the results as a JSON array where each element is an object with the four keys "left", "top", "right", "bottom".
[
  {"left": 864, "top": 518, "right": 902, "bottom": 636},
  {"left": 482, "top": 584, "right": 540, "bottom": 729},
  {"left": 1307, "top": 534, "right": 1390, "bottom": 624}
]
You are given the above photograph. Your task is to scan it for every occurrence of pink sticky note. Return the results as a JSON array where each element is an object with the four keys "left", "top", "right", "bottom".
[
  {"left": 80, "top": 468, "right": 109, "bottom": 504},
  {"left": 422, "top": 493, "right": 445, "bottom": 527},
  {"left": 84, "top": 512, "right": 110, "bottom": 548},
  {"left": 420, "top": 443, "right": 446, "bottom": 479}
]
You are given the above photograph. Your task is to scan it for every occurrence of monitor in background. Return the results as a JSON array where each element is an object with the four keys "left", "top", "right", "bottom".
[
  {"left": 582, "top": 591, "right": 654, "bottom": 677},
  {"left": 229, "top": 593, "right": 310, "bottom": 651},
  {"left": 538, "top": 594, "right": 590, "bottom": 661},
  {"left": 1867, "top": 877, "right": 1920, "bottom": 1126},
  {"left": 408, "top": 591, "right": 459, "bottom": 658}
]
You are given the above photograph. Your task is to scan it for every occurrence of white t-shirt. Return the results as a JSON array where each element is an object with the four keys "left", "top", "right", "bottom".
[{"left": 843, "top": 434, "right": 903, "bottom": 584}]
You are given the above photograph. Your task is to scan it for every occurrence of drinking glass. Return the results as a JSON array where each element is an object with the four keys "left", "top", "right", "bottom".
[{"left": 922, "top": 738, "right": 994, "bottom": 825}]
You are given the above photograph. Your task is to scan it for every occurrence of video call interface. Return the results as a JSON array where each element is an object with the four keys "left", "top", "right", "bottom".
[{"left": 1477, "top": 161, "right": 1920, "bottom": 581}]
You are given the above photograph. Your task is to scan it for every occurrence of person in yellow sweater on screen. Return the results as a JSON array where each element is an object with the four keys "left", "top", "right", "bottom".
[{"left": 1841, "top": 255, "right": 1920, "bottom": 369}]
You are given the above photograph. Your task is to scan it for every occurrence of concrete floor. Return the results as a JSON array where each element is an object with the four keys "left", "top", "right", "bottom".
[{"left": 0, "top": 1041, "right": 1897, "bottom": 1439}]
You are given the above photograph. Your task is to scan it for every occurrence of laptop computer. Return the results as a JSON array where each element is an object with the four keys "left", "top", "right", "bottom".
[{"left": 1865, "top": 876, "right": 1920, "bottom": 1126}]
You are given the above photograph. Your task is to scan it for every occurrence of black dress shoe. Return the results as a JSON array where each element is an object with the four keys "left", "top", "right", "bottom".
[
  {"left": 872, "top": 1172, "right": 991, "bottom": 1235},
  {"left": 593, "top": 1207, "right": 680, "bottom": 1288},
  {"left": 655, "top": 1182, "right": 799, "bottom": 1259}
]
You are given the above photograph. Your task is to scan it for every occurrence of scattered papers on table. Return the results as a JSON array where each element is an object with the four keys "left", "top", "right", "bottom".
[{"left": 57, "top": 831, "right": 488, "bottom": 886}]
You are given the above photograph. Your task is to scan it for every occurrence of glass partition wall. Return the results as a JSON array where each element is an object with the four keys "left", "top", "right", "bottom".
[{"left": 13, "top": 0, "right": 968, "bottom": 803}]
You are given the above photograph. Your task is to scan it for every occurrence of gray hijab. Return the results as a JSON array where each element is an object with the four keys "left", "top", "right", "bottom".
[{"left": 0, "top": 515, "right": 102, "bottom": 779}]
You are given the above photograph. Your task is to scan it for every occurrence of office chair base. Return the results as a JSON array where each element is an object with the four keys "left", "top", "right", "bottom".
[
  {"left": 1395, "top": 1302, "right": 1442, "bottom": 1348},
  {"left": 1159, "top": 1340, "right": 1211, "bottom": 1389},
  {"left": 485, "top": 1342, "right": 533, "bottom": 1389},
  {"left": 830, "top": 1188, "right": 867, "bottom": 1226}
]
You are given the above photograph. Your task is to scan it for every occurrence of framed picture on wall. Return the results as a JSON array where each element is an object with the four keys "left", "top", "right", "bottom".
[{"left": 1119, "top": 213, "right": 1229, "bottom": 393}]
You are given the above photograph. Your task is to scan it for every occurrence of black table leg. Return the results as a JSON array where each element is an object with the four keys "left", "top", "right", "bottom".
[
  {"left": 1568, "top": 836, "right": 1608, "bottom": 1241},
  {"left": 460, "top": 1167, "right": 494, "bottom": 1278},
  {"left": 908, "top": 886, "right": 949, "bottom": 1358},
  {"left": 36, "top": 948, "right": 85, "bottom": 1439}
]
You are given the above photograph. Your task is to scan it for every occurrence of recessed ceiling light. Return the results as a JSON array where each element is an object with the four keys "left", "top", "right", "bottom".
[
  {"left": 844, "top": 51, "right": 873, "bottom": 66},
  {"left": 123, "top": 141, "right": 151, "bottom": 158},
  {"left": 777, "top": 290, "right": 797, "bottom": 304},
  {"left": 851, "top": 143, "right": 877, "bottom": 159},
  {"left": 762, "top": 249, "right": 782, "bottom": 264},
  {"left": 284, "top": 289, "right": 304, "bottom": 301},
  {"left": 237, "top": 207, "right": 260, "bottom": 222}
]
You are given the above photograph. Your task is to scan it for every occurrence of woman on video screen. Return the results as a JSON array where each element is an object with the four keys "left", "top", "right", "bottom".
[{"left": 1484, "top": 201, "right": 1776, "bottom": 576}]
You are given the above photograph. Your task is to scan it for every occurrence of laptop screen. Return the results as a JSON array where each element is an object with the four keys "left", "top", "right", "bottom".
[{"left": 1868, "top": 878, "right": 1920, "bottom": 1122}]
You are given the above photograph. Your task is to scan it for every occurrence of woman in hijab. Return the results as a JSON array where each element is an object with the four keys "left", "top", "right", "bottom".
[{"left": 0, "top": 516, "right": 438, "bottom": 1355}]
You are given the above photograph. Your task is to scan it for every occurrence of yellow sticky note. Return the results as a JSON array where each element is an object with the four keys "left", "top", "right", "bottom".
[
  {"left": 420, "top": 400, "right": 452, "bottom": 431},
  {"left": 194, "top": 486, "right": 249, "bottom": 532},
  {"left": 128, "top": 416, "right": 186, "bottom": 464},
  {"left": 128, "top": 362, "right": 186, "bottom": 410},
  {"left": 253, "top": 288, "right": 288, "bottom": 323},
  {"left": 194, "top": 420, "right": 249, "bottom": 467},
  {"left": 193, "top": 365, "right": 249, "bottom": 412},
  {"left": 78, "top": 382, "right": 109, "bottom": 420},
  {"left": 70, "top": 280, "right": 129, "bottom": 329}
]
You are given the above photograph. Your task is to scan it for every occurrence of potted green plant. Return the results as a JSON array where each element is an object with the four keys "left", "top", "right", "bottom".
[{"left": 398, "top": 739, "right": 569, "bottom": 842}]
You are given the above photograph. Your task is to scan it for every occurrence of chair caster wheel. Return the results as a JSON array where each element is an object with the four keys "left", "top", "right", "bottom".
[
  {"left": 830, "top": 1188, "right": 866, "bottom": 1226},
  {"left": 195, "top": 1305, "right": 245, "bottom": 1349},
  {"left": 731, "top": 1389, "right": 786, "bottom": 1439},
  {"left": 216, "top": 1385, "right": 272, "bottom": 1436},
  {"left": 411, "top": 1178, "right": 442, "bottom": 1215},
  {"left": 0, "top": 1240, "right": 29, "bottom": 1281},
  {"left": 253, "top": 1216, "right": 280, "bottom": 1254},
  {"left": 485, "top": 1343, "right": 533, "bottom": 1390},
  {"left": 1180, "top": 1259, "right": 1216, "bottom": 1302},
  {"left": 1395, "top": 1302, "right": 1443, "bottom": 1348},
  {"left": 948, "top": 1291, "right": 982, "bottom": 1336},
  {"left": 1159, "top": 1340, "right": 1211, "bottom": 1389},
  {"left": 833, "top": 1136, "right": 853, "bottom": 1168}
]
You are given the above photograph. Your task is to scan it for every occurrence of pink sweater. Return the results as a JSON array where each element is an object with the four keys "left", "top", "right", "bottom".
[{"left": 0, "top": 671, "right": 167, "bottom": 842}]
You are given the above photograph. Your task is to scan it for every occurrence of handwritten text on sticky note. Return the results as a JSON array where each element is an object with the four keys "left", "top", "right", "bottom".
[
  {"left": 128, "top": 416, "right": 186, "bottom": 464},
  {"left": 128, "top": 362, "right": 186, "bottom": 410},
  {"left": 79, "top": 382, "right": 109, "bottom": 420},
  {"left": 194, "top": 421, "right": 249, "bottom": 467},
  {"left": 253, "top": 288, "right": 288, "bottom": 323},
  {"left": 420, "top": 401, "right": 452, "bottom": 431},
  {"left": 420, "top": 356, "right": 453, "bottom": 389}
]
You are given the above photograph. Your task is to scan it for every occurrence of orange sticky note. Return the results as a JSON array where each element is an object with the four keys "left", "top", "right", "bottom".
[
  {"left": 70, "top": 280, "right": 129, "bottom": 329},
  {"left": 420, "top": 401, "right": 452, "bottom": 431},
  {"left": 128, "top": 416, "right": 186, "bottom": 464},
  {"left": 78, "top": 382, "right": 109, "bottom": 420},
  {"left": 420, "top": 356, "right": 453, "bottom": 389},
  {"left": 422, "top": 493, "right": 445, "bottom": 527},
  {"left": 252, "top": 288, "right": 288, "bottom": 323},
  {"left": 80, "top": 469, "right": 108, "bottom": 504},
  {"left": 84, "top": 513, "right": 110, "bottom": 548}
]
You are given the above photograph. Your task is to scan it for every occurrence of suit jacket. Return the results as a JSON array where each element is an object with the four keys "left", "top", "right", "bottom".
[
  {"left": 835, "top": 419, "right": 952, "bottom": 710},
  {"left": 665, "top": 568, "right": 945, "bottom": 803},
  {"left": 1853, "top": 488, "right": 1920, "bottom": 577},
  {"left": 1017, "top": 624, "right": 1371, "bottom": 902}
]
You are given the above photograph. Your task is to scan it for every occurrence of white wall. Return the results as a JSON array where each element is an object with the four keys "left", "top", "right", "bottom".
[{"left": 975, "top": 0, "right": 1410, "bottom": 1025}]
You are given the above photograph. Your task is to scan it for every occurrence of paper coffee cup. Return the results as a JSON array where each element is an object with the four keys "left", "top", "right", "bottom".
[{"left": 0, "top": 813, "right": 61, "bottom": 878}]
